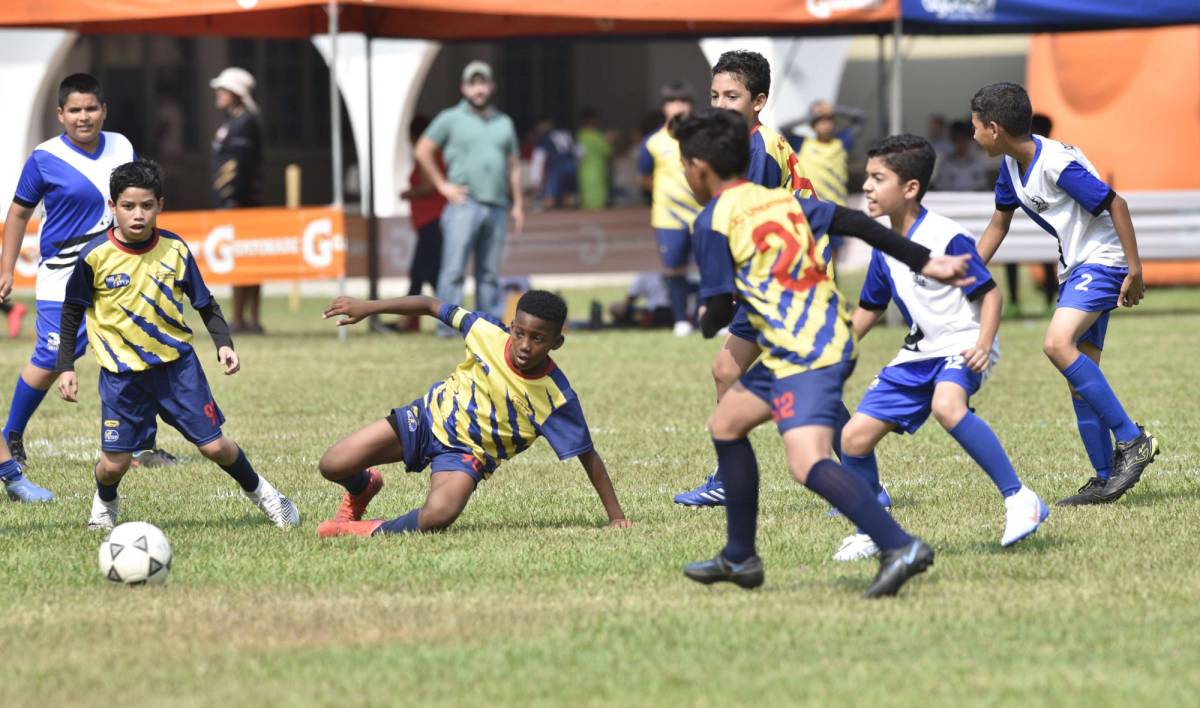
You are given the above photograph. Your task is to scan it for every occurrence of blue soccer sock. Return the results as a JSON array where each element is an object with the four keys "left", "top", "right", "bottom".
[
  {"left": 336, "top": 470, "right": 369, "bottom": 495},
  {"left": 806, "top": 459, "right": 911, "bottom": 552},
  {"left": 948, "top": 412, "right": 1022, "bottom": 498},
  {"left": 0, "top": 458, "right": 21, "bottom": 482},
  {"left": 665, "top": 275, "right": 690, "bottom": 324},
  {"left": 831, "top": 402, "right": 851, "bottom": 461},
  {"left": 841, "top": 452, "right": 883, "bottom": 495},
  {"left": 1061, "top": 354, "right": 1140, "bottom": 443},
  {"left": 715, "top": 437, "right": 759, "bottom": 563},
  {"left": 376, "top": 508, "right": 420, "bottom": 535},
  {"left": 3, "top": 376, "right": 48, "bottom": 439},
  {"left": 1072, "top": 396, "right": 1114, "bottom": 480},
  {"left": 219, "top": 448, "right": 261, "bottom": 493}
]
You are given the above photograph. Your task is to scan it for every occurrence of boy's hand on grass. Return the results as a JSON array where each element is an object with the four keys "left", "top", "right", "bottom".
[
  {"left": 606, "top": 518, "right": 632, "bottom": 529},
  {"left": 218, "top": 346, "right": 240, "bottom": 375},
  {"left": 57, "top": 372, "right": 78, "bottom": 403},
  {"left": 324, "top": 296, "right": 370, "bottom": 325},
  {"left": 1120, "top": 270, "right": 1145, "bottom": 307}
]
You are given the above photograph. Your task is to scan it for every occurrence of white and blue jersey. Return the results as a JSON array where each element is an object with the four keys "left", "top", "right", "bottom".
[
  {"left": 13, "top": 131, "right": 136, "bottom": 302},
  {"left": 859, "top": 208, "right": 998, "bottom": 369},
  {"left": 994, "top": 135, "right": 1124, "bottom": 283}
]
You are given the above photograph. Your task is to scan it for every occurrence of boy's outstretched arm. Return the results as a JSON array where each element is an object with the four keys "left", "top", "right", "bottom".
[
  {"left": 976, "top": 209, "right": 1014, "bottom": 264},
  {"left": 826, "top": 204, "right": 975, "bottom": 286},
  {"left": 1108, "top": 194, "right": 1145, "bottom": 307},
  {"left": 324, "top": 295, "right": 443, "bottom": 326},
  {"left": 578, "top": 449, "right": 631, "bottom": 528}
]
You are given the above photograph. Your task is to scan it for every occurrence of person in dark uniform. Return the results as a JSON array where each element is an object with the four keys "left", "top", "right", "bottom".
[{"left": 210, "top": 67, "right": 265, "bottom": 334}]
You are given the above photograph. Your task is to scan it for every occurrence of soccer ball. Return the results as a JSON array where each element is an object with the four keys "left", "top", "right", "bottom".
[{"left": 98, "top": 522, "right": 172, "bottom": 585}]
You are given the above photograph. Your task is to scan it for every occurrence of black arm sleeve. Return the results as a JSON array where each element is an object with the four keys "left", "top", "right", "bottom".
[
  {"left": 700, "top": 294, "right": 736, "bottom": 339},
  {"left": 54, "top": 301, "right": 86, "bottom": 372},
  {"left": 828, "top": 205, "right": 932, "bottom": 273},
  {"left": 198, "top": 301, "right": 234, "bottom": 352}
]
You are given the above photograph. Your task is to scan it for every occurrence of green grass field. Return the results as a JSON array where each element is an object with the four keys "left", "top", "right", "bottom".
[{"left": 2, "top": 283, "right": 1199, "bottom": 707}]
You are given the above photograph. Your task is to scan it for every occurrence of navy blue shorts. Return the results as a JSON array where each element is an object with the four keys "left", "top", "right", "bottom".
[
  {"left": 32, "top": 300, "right": 88, "bottom": 370},
  {"left": 655, "top": 227, "right": 692, "bottom": 270},
  {"left": 388, "top": 397, "right": 490, "bottom": 483},
  {"left": 756, "top": 360, "right": 856, "bottom": 433},
  {"left": 1057, "top": 264, "right": 1127, "bottom": 350},
  {"left": 98, "top": 352, "right": 225, "bottom": 452},
  {"left": 856, "top": 356, "right": 984, "bottom": 435},
  {"left": 728, "top": 305, "right": 758, "bottom": 343}
]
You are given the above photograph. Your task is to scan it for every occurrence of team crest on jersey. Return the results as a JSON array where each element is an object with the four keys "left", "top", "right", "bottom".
[
  {"left": 103, "top": 429, "right": 119, "bottom": 443},
  {"left": 1030, "top": 195, "right": 1049, "bottom": 213},
  {"left": 104, "top": 273, "right": 131, "bottom": 289},
  {"left": 406, "top": 405, "right": 419, "bottom": 432},
  {"left": 911, "top": 272, "right": 929, "bottom": 287},
  {"left": 46, "top": 332, "right": 60, "bottom": 352}
]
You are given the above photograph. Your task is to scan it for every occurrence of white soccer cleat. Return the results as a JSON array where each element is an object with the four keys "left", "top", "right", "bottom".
[
  {"left": 87, "top": 492, "right": 119, "bottom": 531},
  {"left": 245, "top": 477, "right": 300, "bottom": 528},
  {"left": 1001, "top": 486, "right": 1049, "bottom": 547},
  {"left": 833, "top": 532, "right": 879, "bottom": 562},
  {"left": 672, "top": 321, "right": 694, "bottom": 337}
]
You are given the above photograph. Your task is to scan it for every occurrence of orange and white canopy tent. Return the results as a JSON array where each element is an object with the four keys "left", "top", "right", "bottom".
[{"left": 0, "top": 0, "right": 899, "bottom": 39}]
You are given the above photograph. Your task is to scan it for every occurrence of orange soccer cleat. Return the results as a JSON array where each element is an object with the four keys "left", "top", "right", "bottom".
[
  {"left": 334, "top": 468, "right": 384, "bottom": 522},
  {"left": 317, "top": 518, "right": 385, "bottom": 538}
]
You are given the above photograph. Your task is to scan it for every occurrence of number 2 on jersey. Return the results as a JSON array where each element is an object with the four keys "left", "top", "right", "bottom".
[{"left": 750, "top": 211, "right": 827, "bottom": 291}]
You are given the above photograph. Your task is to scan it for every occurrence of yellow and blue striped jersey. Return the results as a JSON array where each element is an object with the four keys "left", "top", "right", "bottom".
[
  {"left": 694, "top": 182, "right": 855, "bottom": 377},
  {"left": 425, "top": 305, "right": 593, "bottom": 477},
  {"left": 64, "top": 228, "right": 213, "bottom": 373},
  {"left": 748, "top": 123, "right": 810, "bottom": 195},
  {"left": 638, "top": 125, "right": 701, "bottom": 231},
  {"left": 796, "top": 135, "right": 849, "bottom": 205}
]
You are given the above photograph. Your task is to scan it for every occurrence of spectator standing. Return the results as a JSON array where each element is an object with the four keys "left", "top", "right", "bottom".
[
  {"left": 414, "top": 60, "right": 523, "bottom": 333},
  {"left": 531, "top": 119, "right": 579, "bottom": 209},
  {"left": 932, "top": 120, "right": 989, "bottom": 191},
  {"left": 210, "top": 67, "right": 265, "bottom": 334},
  {"left": 576, "top": 108, "right": 611, "bottom": 210},
  {"left": 393, "top": 115, "right": 447, "bottom": 332}
]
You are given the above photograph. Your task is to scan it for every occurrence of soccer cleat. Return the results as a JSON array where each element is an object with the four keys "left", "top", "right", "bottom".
[
  {"left": 673, "top": 473, "right": 726, "bottom": 507},
  {"left": 6, "top": 431, "right": 27, "bottom": 466},
  {"left": 1056, "top": 476, "right": 1110, "bottom": 506},
  {"left": 1095, "top": 426, "right": 1159, "bottom": 503},
  {"left": 87, "top": 492, "right": 119, "bottom": 531},
  {"left": 863, "top": 538, "right": 934, "bottom": 598},
  {"left": 335, "top": 468, "right": 384, "bottom": 522},
  {"left": 1001, "top": 486, "right": 1050, "bottom": 547},
  {"left": 245, "top": 477, "right": 300, "bottom": 528},
  {"left": 7, "top": 302, "right": 27, "bottom": 338},
  {"left": 4, "top": 473, "right": 55, "bottom": 503},
  {"left": 672, "top": 321, "right": 694, "bottom": 337},
  {"left": 131, "top": 448, "right": 179, "bottom": 468},
  {"left": 833, "top": 533, "right": 879, "bottom": 562},
  {"left": 317, "top": 518, "right": 384, "bottom": 538},
  {"left": 683, "top": 553, "right": 764, "bottom": 589},
  {"left": 828, "top": 485, "right": 891, "bottom": 518}
]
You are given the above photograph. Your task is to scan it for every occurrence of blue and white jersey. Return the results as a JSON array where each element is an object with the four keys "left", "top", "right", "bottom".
[
  {"left": 860, "top": 208, "right": 999, "bottom": 368},
  {"left": 12, "top": 131, "right": 136, "bottom": 302},
  {"left": 994, "top": 135, "right": 1124, "bottom": 283}
]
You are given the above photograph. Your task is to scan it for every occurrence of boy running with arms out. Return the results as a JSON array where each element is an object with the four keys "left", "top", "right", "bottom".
[
  {"left": 970, "top": 83, "right": 1158, "bottom": 505},
  {"left": 833, "top": 134, "right": 1048, "bottom": 562},
  {"left": 316, "top": 290, "right": 630, "bottom": 537},
  {"left": 55, "top": 160, "right": 298, "bottom": 530},
  {"left": 677, "top": 109, "right": 973, "bottom": 597},
  {"left": 676, "top": 49, "right": 862, "bottom": 507}
]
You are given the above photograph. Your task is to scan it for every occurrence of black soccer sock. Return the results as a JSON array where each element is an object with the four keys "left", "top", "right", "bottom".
[
  {"left": 95, "top": 467, "right": 119, "bottom": 502},
  {"left": 805, "top": 459, "right": 911, "bottom": 552},
  {"left": 715, "top": 437, "right": 759, "bottom": 563},
  {"left": 220, "top": 447, "right": 261, "bottom": 493},
  {"left": 335, "top": 470, "right": 369, "bottom": 495}
]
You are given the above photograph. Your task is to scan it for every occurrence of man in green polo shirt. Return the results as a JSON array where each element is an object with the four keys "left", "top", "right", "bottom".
[{"left": 414, "top": 60, "right": 523, "bottom": 333}]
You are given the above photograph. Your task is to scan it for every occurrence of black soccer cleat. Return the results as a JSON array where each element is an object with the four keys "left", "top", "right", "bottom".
[
  {"left": 683, "top": 553, "right": 764, "bottom": 589},
  {"left": 864, "top": 538, "right": 934, "bottom": 599},
  {"left": 1055, "top": 476, "right": 1110, "bottom": 506},
  {"left": 1095, "top": 426, "right": 1159, "bottom": 503},
  {"left": 6, "top": 431, "right": 26, "bottom": 466}
]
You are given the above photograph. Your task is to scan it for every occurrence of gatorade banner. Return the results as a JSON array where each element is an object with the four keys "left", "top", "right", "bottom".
[{"left": 6, "top": 207, "right": 346, "bottom": 288}]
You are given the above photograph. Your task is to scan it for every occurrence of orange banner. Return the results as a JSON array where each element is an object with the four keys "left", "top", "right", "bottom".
[{"left": 6, "top": 207, "right": 346, "bottom": 289}]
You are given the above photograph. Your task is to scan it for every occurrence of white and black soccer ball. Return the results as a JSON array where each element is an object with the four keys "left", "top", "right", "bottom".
[{"left": 98, "top": 521, "right": 172, "bottom": 585}]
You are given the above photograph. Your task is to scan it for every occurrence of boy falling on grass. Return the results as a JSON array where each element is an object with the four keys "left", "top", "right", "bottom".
[
  {"left": 316, "top": 290, "right": 630, "bottom": 537},
  {"left": 55, "top": 160, "right": 298, "bottom": 530},
  {"left": 832, "top": 134, "right": 1048, "bottom": 562}
]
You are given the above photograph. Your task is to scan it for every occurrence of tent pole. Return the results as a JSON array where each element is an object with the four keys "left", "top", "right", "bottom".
[
  {"left": 876, "top": 34, "right": 887, "bottom": 138},
  {"left": 328, "top": 0, "right": 346, "bottom": 341},
  {"left": 889, "top": 16, "right": 902, "bottom": 135}
]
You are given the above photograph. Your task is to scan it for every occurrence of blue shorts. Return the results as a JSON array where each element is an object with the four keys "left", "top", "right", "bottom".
[
  {"left": 748, "top": 360, "right": 856, "bottom": 433},
  {"left": 1057, "top": 264, "right": 1126, "bottom": 349},
  {"left": 32, "top": 300, "right": 88, "bottom": 370},
  {"left": 98, "top": 352, "right": 225, "bottom": 452},
  {"left": 388, "top": 396, "right": 489, "bottom": 483},
  {"left": 655, "top": 228, "right": 692, "bottom": 270},
  {"left": 728, "top": 305, "right": 758, "bottom": 343},
  {"left": 856, "top": 356, "right": 983, "bottom": 435}
]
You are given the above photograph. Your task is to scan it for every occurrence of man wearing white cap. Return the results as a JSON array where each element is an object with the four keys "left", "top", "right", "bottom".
[
  {"left": 210, "top": 67, "right": 265, "bottom": 334},
  {"left": 414, "top": 60, "right": 523, "bottom": 333}
]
